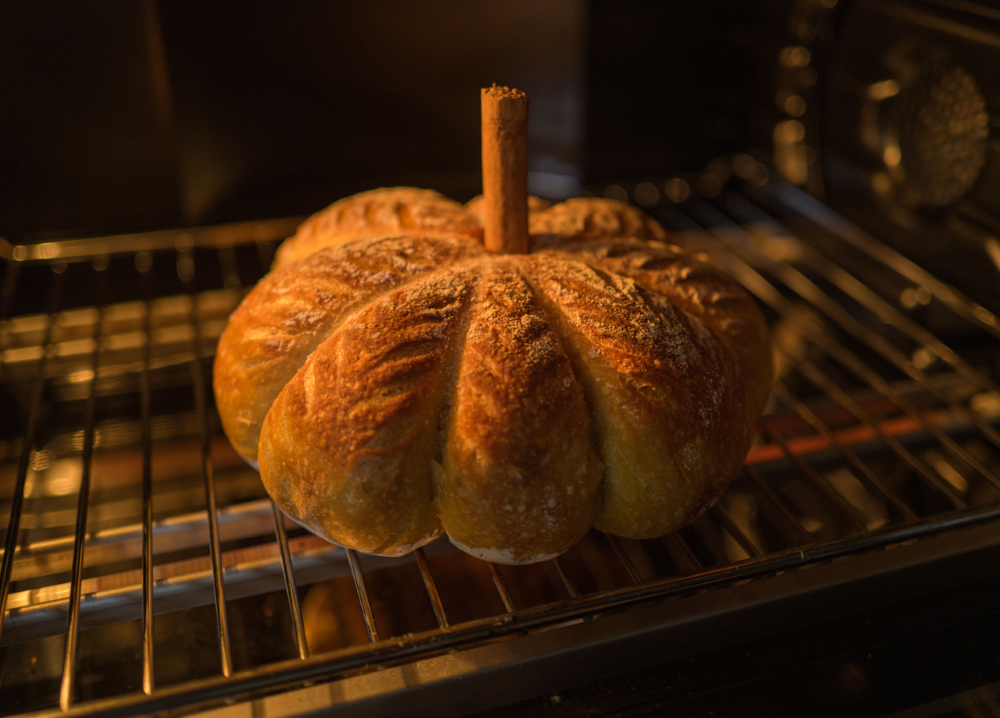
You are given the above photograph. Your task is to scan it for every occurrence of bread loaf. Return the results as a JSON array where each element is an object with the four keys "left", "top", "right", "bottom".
[{"left": 213, "top": 195, "right": 772, "bottom": 564}]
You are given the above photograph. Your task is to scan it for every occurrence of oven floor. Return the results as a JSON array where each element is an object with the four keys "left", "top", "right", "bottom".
[{"left": 473, "top": 573, "right": 1000, "bottom": 718}]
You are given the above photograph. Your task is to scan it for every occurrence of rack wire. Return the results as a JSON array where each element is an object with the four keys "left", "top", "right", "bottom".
[{"left": 0, "top": 173, "right": 998, "bottom": 717}]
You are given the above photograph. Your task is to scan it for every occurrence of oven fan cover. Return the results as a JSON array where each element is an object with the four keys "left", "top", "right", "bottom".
[{"left": 780, "top": 0, "right": 1000, "bottom": 313}]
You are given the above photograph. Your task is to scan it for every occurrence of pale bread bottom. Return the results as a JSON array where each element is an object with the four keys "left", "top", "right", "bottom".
[
  {"left": 448, "top": 536, "right": 560, "bottom": 565},
  {"left": 369, "top": 533, "right": 440, "bottom": 557},
  {"left": 276, "top": 507, "right": 440, "bottom": 558}
]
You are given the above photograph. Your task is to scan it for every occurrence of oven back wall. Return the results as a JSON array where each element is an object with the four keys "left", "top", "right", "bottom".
[
  {"left": 0, "top": 1, "right": 182, "bottom": 243},
  {"left": 0, "top": 0, "right": 588, "bottom": 243}
]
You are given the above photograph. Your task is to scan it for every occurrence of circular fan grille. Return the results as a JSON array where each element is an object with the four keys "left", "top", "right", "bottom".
[{"left": 897, "top": 64, "right": 989, "bottom": 207}]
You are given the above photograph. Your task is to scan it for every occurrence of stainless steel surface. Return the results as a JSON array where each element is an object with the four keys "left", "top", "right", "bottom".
[
  {"left": 414, "top": 547, "right": 450, "bottom": 628},
  {"left": 57, "top": 277, "right": 102, "bottom": 712},
  {"left": 139, "top": 270, "right": 154, "bottom": 697},
  {"left": 0, "top": 270, "right": 62, "bottom": 651},
  {"left": 344, "top": 549, "right": 379, "bottom": 644},
  {"left": 270, "top": 499, "right": 308, "bottom": 660},
  {"left": 487, "top": 563, "right": 516, "bottom": 614},
  {"left": 189, "top": 319, "right": 234, "bottom": 679},
  {"left": 1, "top": 172, "right": 999, "bottom": 717}
]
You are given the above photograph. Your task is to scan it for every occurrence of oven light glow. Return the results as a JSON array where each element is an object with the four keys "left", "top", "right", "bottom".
[
  {"left": 780, "top": 46, "right": 812, "bottom": 68},
  {"left": 883, "top": 145, "right": 902, "bottom": 168},
  {"left": 44, "top": 459, "right": 83, "bottom": 496},
  {"left": 984, "top": 236, "right": 1000, "bottom": 275},
  {"left": 900, "top": 286, "right": 932, "bottom": 309},
  {"left": 696, "top": 174, "right": 722, "bottom": 198},
  {"left": 664, "top": 178, "right": 690, "bottom": 203},
  {"left": 911, "top": 346, "right": 936, "bottom": 369},
  {"left": 784, "top": 95, "right": 806, "bottom": 117},
  {"left": 633, "top": 182, "right": 659, "bottom": 207},
  {"left": 930, "top": 457, "right": 968, "bottom": 493},
  {"left": 29, "top": 449, "right": 55, "bottom": 472},
  {"left": 25, "top": 457, "right": 83, "bottom": 497},
  {"left": 971, "top": 392, "right": 1000, "bottom": 420},
  {"left": 774, "top": 121, "right": 808, "bottom": 185},
  {"left": 871, "top": 172, "right": 892, "bottom": 195},
  {"left": 777, "top": 120, "right": 805, "bottom": 144},
  {"left": 34, "top": 243, "right": 61, "bottom": 260},
  {"left": 867, "top": 79, "right": 900, "bottom": 101},
  {"left": 601, "top": 185, "right": 628, "bottom": 202}
]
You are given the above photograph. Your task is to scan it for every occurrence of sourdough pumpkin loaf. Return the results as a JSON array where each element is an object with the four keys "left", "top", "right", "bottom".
[{"left": 213, "top": 193, "right": 772, "bottom": 564}]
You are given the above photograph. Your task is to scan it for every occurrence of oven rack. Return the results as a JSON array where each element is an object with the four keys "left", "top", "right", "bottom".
[{"left": 1, "top": 170, "right": 999, "bottom": 717}]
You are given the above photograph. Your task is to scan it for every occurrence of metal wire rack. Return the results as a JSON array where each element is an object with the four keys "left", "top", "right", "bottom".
[{"left": 1, "top": 171, "right": 999, "bottom": 717}]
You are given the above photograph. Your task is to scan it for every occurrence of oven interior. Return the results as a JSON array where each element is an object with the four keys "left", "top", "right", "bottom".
[{"left": 3, "top": 1, "right": 1000, "bottom": 717}]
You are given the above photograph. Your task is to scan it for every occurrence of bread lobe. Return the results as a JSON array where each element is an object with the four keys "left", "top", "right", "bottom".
[
  {"left": 530, "top": 252, "right": 750, "bottom": 537},
  {"left": 214, "top": 234, "right": 485, "bottom": 465},
  {"left": 258, "top": 269, "right": 475, "bottom": 555},
  {"left": 274, "top": 187, "right": 483, "bottom": 269},
  {"left": 438, "top": 259, "right": 604, "bottom": 563},
  {"left": 577, "top": 240, "right": 773, "bottom": 422},
  {"left": 529, "top": 198, "right": 668, "bottom": 249}
]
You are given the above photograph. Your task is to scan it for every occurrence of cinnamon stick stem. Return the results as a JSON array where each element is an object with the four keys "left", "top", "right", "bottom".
[{"left": 481, "top": 86, "right": 529, "bottom": 254}]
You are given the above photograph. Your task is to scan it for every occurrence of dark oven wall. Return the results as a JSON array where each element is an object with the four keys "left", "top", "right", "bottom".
[
  {"left": 583, "top": 0, "right": 794, "bottom": 183},
  {"left": 0, "top": 0, "right": 791, "bottom": 244}
]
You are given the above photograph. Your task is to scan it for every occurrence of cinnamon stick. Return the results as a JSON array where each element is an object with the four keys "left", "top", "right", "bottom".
[{"left": 481, "top": 85, "right": 529, "bottom": 254}]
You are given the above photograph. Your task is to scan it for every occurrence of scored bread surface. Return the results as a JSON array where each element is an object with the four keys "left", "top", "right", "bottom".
[
  {"left": 216, "top": 213, "right": 772, "bottom": 564},
  {"left": 273, "top": 187, "right": 482, "bottom": 270},
  {"left": 529, "top": 197, "right": 669, "bottom": 248},
  {"left": 273, "top": 189, "right": 667, "bottom": 268}
]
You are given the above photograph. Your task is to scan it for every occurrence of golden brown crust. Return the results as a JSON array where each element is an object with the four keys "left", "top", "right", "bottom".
[
  {"left": 528, "top": 197, "right": 670, "bottom": 248},
  {"left": 530, "top": 253, "right": 752, "bottom": 537},
  {"left": 215, "top": 195, "right": 771, "bottom": 564},
  {"left": 438, "top": 260, "right": 604, "bottom": 563},
  {"left": 567, "top": 239, "right": 773, "bottom": 424},
  {"left": 259, "top": 270, "right": 474, "bottom": 555},
  {"left": 276, "top": 192, "right": 667, "bottom": 270},
  {"left": 213, "top": 234, "right": 486, "bottom": 465},
  {"left": 273, "top": 187, "right": 483, "bottom": 269}
]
